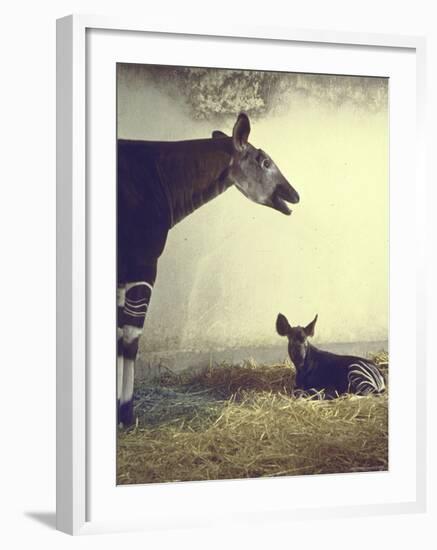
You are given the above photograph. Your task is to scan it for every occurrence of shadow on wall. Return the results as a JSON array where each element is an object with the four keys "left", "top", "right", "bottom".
[{"left": 24, "top": 511, "right": 56, "bottom": 530}]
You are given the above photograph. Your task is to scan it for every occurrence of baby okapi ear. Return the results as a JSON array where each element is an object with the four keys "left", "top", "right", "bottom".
[
  {"left": 232, "top": 112, "right": 251, "bottom": 152},
  {"left": 276, "top": 313, "right": 291, "bottom": 337},
  {"left": 304, "top": 314, "right": 318, "bottom": 337},
  {"left": 212, "top": 130, "right": 228, "bottom": 139}
]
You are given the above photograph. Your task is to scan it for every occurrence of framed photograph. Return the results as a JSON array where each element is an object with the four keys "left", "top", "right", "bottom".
[{"left": 56, "top": 15, "right": 427, "bottom": 535}]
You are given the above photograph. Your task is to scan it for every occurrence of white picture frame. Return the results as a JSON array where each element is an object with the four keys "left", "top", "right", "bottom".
[{"left": 56, "top": 14, "right": 427, "bottom": 535}]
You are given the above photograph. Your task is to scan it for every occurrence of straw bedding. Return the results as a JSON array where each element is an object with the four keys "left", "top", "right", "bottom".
[{"left": 117, "top": 354, "right": 388, "bottom": 485}]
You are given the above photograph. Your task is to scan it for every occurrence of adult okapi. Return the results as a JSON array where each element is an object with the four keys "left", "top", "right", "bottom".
[
  {"left": 276, "top": 313, "right": 386, "bottom": 397},
  {"left": 117, "top": 113, "right": 300, "bottom": 426}
]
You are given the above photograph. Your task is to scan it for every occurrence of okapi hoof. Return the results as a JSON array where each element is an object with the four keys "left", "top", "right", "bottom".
[{"left": 118, "top": 400, "right": 134, "bottom": 427}]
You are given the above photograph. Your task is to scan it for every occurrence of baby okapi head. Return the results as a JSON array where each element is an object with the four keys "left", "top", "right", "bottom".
[{"left": 276, "top": 313, "right": 318, "bottom": 368}]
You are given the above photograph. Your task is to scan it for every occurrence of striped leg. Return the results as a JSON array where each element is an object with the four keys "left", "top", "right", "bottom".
[
  {"left": 347, "top": 361, "right": 386, "bottom": 395},
  {"left": 117, "top": 285, "right": 126, "bottom": 421},
  {"left": 118, "top": 281, "right": 153, "bottom": 426}
]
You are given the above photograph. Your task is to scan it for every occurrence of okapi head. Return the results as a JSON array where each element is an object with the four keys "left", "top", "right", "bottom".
[
  {"left": 276, "top": 313, "right": 318, "bottom": 368},
  {"left": 212, "top": 113, "right": 300, "bottom": 215}
]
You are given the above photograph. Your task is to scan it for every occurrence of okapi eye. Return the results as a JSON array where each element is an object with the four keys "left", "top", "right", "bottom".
[{"left": 262, "top": 159, "right": 271, "bottom": 169}]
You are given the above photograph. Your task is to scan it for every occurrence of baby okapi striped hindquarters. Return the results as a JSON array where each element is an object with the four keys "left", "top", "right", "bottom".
[
  {"left": 117, "top": 113, "right": 300, "bottom": 426},
  {"left": 276, "top": 313, "right": 385, "bottom": 397}
]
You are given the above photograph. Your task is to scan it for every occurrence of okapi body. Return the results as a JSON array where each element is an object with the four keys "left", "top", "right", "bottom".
[
  {"left": 117, "top": 113, "right": 300, "bottom": 425},
  {"left": 276, "top": 313, "right": 385, "bottom": 397}
]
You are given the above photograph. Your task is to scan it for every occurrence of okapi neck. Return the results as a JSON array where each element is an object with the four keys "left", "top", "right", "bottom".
[
  {"left": 296, "top": 342, "right": 313, "bottom": 371},
  {"left": 290, "top": 351, "right": 305, "bottom": 371},
  {"left": 156, "top": 137, "right": 235, "bottom": 226}
]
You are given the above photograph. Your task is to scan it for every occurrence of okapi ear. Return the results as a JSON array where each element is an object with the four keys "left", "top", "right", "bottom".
[
  {"left": 304, "top": 314, "right": 318, "bottom": 337},
  {"left": 232, "top": 112, "right": 250, "bottom": 152},
  {"left": 212, "top": 130, "right": 228, "bottom": 139},
  {"left": 276, "top": 313, "right": 291, "bottom": 337}
]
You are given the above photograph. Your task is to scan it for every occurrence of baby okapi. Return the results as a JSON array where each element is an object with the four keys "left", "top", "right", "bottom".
[{"left": 276, "top": 313, "right": 386, "bottom": 397}]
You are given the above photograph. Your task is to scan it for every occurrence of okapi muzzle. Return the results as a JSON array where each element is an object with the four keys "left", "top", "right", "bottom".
[{"left": 276, "top": 313, "right": 386, "bottom": 398}]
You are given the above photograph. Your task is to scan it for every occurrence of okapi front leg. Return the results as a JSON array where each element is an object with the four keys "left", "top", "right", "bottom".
[
  {"left": 117, "top": 284, "right": 126, "bottom": 422},
  {"left": 119, "top": 281, "right": 153, "bottom": 426}
]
